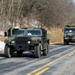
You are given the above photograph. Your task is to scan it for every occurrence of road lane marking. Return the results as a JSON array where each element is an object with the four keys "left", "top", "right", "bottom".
[
  {"left": 50, "top": 45, "right": 70, "bottom": 52},
  {"left": 68, "top": 53, "right": 74, "bottom": 56},
  {"left": 34, "top": 67, "right": 49, "bottom": 75},
  {"left": 26, "top": 50, "right": 75, "bottom": 75}
]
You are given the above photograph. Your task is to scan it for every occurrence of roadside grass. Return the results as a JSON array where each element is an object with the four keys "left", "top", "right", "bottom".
[{"left": 48, "top": 28, "right": 64, "bottom": 44}]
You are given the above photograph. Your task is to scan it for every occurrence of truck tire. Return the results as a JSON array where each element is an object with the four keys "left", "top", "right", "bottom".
[
  {"left": 43, "top": 43, "right": 49, "bottom": 56},
  {"left": 64, "top": 41, "right": 69, "bottom": 45},
  {"left": 17, "top": 51, "right": 22, "bottom": 56},
  {"left": 4, "top": 45, "right": 12, "bottom": 58},
  {"left": 34, "top": 44, "right": 41, "bottom": 58}
]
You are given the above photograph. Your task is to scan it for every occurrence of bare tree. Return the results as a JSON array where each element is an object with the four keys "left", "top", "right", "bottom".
[{"left": 0, "top": 0, "right": 75, "bottom": 30}]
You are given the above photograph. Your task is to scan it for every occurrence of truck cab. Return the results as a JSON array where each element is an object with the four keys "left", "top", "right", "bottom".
[
  {"left": 64, "top": 25, "right": 75, "bottom": 45},
  {"left": 4, "top": 27, "right": 50, "bottom": 58}
]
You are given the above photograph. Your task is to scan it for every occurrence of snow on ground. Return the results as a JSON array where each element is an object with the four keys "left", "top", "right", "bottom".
[
  {"left": 0, "top": 41, "right": 5, "bottom": 52},
  {"left": 0, "top": 31, "right": 4, "bottom": 36}
]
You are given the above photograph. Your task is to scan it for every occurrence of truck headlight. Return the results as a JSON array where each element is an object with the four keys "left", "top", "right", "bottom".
[
  {"left": 11, "top": 41, "right": 15, "bottom": 44},
  {"left": 28, "top": 41, "right": 31, "bottom": 44}
]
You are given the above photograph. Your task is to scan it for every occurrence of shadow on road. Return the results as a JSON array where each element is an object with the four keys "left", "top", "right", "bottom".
[
  {"left": 0, "top": 54, "right": 5, "bottom": 57},
  {"left": 0, "top": 52, "right": 37, "bottom": 58},
  {"left": 12, "top": 53, "right": 36, "bottom": 58}
]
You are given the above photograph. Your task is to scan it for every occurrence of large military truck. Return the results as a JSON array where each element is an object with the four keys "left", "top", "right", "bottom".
[
  {"left": 4, "top": 27, "right": 50, "bottom": 58},
  {"left": 64, "top": 25, "right": 75, "bottom": 45}
]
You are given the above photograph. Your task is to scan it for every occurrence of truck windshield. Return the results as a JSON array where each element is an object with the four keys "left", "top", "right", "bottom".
[
  {"left": 12, "top": 29, "right": 25, "bottom": 35},
  {"left": 27, "top": 29, "right": 41, "bottom": 36},
  {"left": 65, "top": 28, "right": 75, "bottom": 33}
]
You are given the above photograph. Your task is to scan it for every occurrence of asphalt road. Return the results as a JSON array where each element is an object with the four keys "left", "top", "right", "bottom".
[{"left": 0, "top": 44, "right": 75, "bottom": 75}]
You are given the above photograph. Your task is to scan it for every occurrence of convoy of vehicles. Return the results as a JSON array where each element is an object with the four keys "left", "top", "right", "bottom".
[{"left": 4, "top": 27, "right": 50, "bottom": 58}]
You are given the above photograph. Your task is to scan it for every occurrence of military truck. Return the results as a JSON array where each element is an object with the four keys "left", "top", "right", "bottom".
[
  {"left": 4, "top": 27, "right": 50, "bottom": 58},
  {"left": 64, "top": 25, "right": 75, "bottom": 45}
]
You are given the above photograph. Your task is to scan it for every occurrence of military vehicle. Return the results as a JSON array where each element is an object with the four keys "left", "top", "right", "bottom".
[
  {"left": 64, "top": 25, "right": 75, "bottom": 45},
  {"left": 4, "top": 27, "right": 50, "bottom": 58}
]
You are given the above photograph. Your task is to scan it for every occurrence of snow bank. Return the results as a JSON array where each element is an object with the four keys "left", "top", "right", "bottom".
[
  {"left": 0, "top": 31, "right": 4, "bottom": 36},
  {"left": 0, "top": 41, "right": 5, "bottom": 52}
]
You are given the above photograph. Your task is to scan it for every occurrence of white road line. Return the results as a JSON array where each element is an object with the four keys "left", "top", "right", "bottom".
[{"left": 50, "top": 45, "right": 70, "bottom": 52}]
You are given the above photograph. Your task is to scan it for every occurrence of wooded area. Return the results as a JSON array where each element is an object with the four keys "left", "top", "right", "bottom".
[{"left": 0, "top": 0, "right": 75, "bottom": 30}]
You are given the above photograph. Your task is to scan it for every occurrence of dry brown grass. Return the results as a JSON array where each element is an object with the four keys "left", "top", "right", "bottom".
[{"left": 48, "top": 28, "right": 63, "bottom": 44}]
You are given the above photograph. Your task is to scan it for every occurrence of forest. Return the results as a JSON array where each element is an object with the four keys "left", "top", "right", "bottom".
[{"left": 0, "top": 0, "right": 75, "bottom": 30}]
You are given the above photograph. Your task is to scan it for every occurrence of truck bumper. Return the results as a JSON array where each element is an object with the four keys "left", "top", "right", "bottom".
[
  {"left": 64, "top": 39, "right": 75, "bottom": 42},
  {"left": 12, "top": 43, "right": 38, "bottom": 51}
]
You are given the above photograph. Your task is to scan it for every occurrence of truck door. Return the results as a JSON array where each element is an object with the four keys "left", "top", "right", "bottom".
[{"left": 42, "top": 30, "right": 47, "bottom": 49}]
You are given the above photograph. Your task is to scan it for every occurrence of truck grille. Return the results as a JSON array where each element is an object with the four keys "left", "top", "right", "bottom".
[{"left": 15, "top": 37, "right": 30, "bottom": 44}]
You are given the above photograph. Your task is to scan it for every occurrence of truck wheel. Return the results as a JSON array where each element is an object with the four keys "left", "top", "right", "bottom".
[
  {"left": 66, "top": 42, "right": 69, "bottom": 45},
  {"left": 4, "top": 45, "right": 12, "bottom": 58},
  {"left": 64, "top": 41, "right": 69, "bottom": 45},
  {"left": 43, "top": 43, "right": 49, "bottom": 56},
  {"left": 17, "top": 51, "right": 22, "bottom": 56},
  {"left": 34, "top": 44, "right": 41, "bottom": 58}
]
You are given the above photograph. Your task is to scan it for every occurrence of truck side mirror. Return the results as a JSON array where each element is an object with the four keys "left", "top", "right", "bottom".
[{"left": 4, "top": 32, "right": 7, "bottom": 37}]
